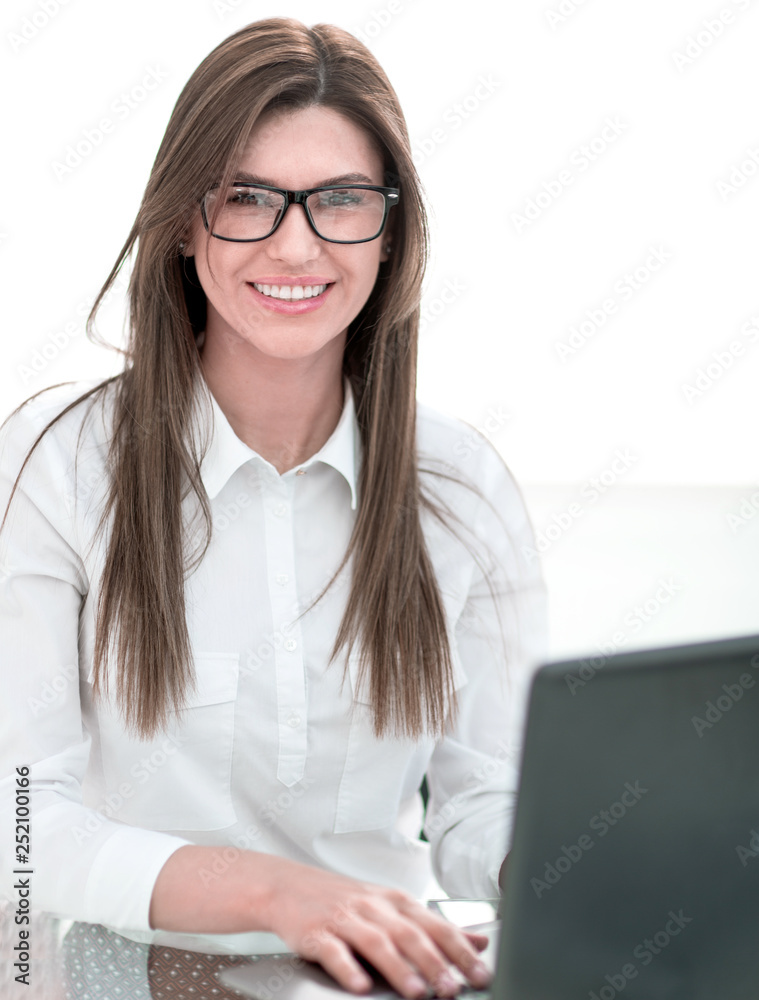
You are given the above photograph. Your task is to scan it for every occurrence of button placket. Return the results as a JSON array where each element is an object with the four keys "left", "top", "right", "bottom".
[{"left": 263, "top": 479, "right": 307, "bottom": 787}]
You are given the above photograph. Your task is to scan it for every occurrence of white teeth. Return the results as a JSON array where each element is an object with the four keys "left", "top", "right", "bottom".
[{"left": 253, "top": 283, "right": 328, "bottom": 300}]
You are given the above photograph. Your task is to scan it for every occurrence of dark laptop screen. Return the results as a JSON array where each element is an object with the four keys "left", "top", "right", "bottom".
[{"left": 497, "top": 633, "right": 759, "bottom": 1000}]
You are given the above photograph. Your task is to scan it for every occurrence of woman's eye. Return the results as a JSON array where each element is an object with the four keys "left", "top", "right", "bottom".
[
  {"left": 321, "top": 190, "right": 362, "bottom": 207},
  {"left": 227, "top": 189, "right": 275, "bottom": 208}
]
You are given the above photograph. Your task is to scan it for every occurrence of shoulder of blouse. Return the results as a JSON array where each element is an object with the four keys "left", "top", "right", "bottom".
[
  {"left": 0, "top": 378, "right": 117, "bottom": 498},
  {"left": 416, "top": 398, "right": 519, "bottom": 493}
]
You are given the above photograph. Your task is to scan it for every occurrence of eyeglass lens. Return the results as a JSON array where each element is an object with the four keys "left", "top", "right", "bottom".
[{"left": 204, "top": 186, "right": 388, "bottom": 242}]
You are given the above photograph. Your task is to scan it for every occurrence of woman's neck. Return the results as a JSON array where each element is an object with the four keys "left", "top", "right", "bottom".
[{"left": 199, "top": 332, "right": 346, "bottom": 476}]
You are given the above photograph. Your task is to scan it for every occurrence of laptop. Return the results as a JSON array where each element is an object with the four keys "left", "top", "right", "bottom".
[{"left": 221, "top": 632, "right": 759, "bottom": 1000}]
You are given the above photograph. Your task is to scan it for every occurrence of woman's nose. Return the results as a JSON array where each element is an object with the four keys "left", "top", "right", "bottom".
[{"left": 264, "top": 201, "right": 323, "bottom": 260}]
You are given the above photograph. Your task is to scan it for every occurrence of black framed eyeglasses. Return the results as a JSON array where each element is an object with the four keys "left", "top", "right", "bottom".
[{"left": 201, "top": 183, "right": 400, "bottom": 245}]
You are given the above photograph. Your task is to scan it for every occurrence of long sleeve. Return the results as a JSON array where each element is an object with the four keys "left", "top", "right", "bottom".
[
  {"left": 2, "top": 379, "right": 545, "bottom": 945},
  {"left": 422, "top": 432, "right": 548, "bottom": 897},
  {"left": 0, "top": 395, "right": 191, "bottom": 932}
]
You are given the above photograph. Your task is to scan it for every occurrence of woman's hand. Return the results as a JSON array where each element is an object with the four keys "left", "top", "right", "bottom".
[
  {"left": 150, "top": 846, "right": 491, "bottom": 998},
  {"left": 260, "top": 857, "right": 492, "bottom": 998}
]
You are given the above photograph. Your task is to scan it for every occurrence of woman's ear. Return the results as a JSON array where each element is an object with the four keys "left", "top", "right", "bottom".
[
  {"left": 179, "top": 213, "right": 198, "bottom": 257},
  {"left": 380, "top": 216, "right": 395, "bottom": 262},
  {"left": 379, "top": 198, "right": 396, "bottom": 262}
]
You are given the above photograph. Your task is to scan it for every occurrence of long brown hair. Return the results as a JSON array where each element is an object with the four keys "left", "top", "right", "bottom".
[{"left": 1, "top": 18, "right": 510, "bottom": 741}]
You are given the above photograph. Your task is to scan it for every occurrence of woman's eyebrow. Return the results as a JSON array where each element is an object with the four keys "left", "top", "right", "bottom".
[{"left": 231, "top": 171, "right": 377, "bottom": 187}]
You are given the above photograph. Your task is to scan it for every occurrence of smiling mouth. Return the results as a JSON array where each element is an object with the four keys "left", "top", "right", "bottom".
[{"left": 251, "top": 282, "right": 330, "bottom": 300}]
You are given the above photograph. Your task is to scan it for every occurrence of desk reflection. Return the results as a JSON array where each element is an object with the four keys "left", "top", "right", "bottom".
[
  {"left": 63, "top": 921, "right": 279, "bottom": 999},
  {"left": 2, "top": 902, "right": 498, "bottom": 999},
  {"left": 0, "top": 909, "right": 285, "bottom": 1000}
]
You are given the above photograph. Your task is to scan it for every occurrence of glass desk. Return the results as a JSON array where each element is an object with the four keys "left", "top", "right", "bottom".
[{"left": 0, "top": 901, "right": 500, "bottom": 1000}]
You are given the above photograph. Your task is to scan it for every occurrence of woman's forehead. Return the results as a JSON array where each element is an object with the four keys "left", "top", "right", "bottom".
[{"left": 233, "top": 106, "right": 385, "bottom": 185}]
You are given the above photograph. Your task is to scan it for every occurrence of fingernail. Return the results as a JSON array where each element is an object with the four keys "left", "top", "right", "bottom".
[
  {"left": 434, "top": 972, "right": 460, "bottom": 996},
  {"left": 404, "top": 974, "right": 428, "bottom": 998},
  {"left": 350, "top": 972, "right": 371, "bottom": 992},
  {"left": 470, "top": 961, "right": 491, "bottom": 987}
]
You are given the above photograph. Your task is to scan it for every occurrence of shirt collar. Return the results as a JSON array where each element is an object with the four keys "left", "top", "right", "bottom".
[{"left": 197, "top": 377, "right": 359, "bottom": 510}]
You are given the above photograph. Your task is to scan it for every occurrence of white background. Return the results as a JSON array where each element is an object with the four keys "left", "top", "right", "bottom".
[{"left": 1, "top": 0, "right": 757, "bottom": 657}]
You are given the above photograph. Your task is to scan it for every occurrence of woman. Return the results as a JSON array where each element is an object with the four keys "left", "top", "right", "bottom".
[{"left": 0, "top": 17, "right": 545, "bottom": 997}]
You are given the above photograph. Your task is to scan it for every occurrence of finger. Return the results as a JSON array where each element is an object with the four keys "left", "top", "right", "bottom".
[
  {"left": 406, "top": 910, "right": 492, "bottom": 989},
  {"left": 301, "top": 931, "right": 374, "bottom": 995},
  {"left": 339, "top": 918, "right": 438, "bottom": 1000},
  {"left": 351, "top": 898, "right": 481, "bottom": 997},
  {"left": 463, "top": 930, "right": 490, "bottom": 951},
  {"left": 380, "top": 917, "right": 464, "bottom": 997}
]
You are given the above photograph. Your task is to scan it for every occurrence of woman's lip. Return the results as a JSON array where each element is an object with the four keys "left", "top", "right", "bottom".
[
  {"left": 251, "top": 277, "right": 335, "bottom": 285},
  {"left": 247, "top": 281, "right": 334, "bottom": 314}
]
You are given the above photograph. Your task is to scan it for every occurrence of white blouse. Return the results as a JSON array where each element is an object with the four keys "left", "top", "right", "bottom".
[{"left": 0, "top": 376, "right": 546, "bottom": 953}]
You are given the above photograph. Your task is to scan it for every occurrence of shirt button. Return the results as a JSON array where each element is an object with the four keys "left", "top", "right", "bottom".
[
  {"left": 284, "top": 638, "right": 297, "bottom": 651},
  {"left": 275, "top": 573, "right": 289, "bottom": 586},
  {"left": 273, "top": 503, "right": 288, "bottom": 517},
  {"left": 288, "top": 715, "right": 302, "bottom": 727},
  {"left": 295, "top": 469, "right": 306, "bottom": 476}
]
